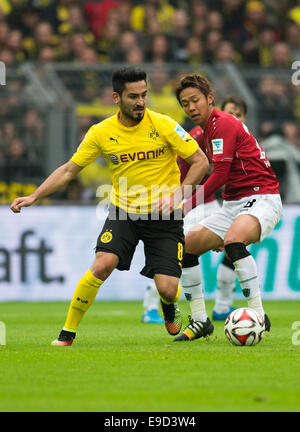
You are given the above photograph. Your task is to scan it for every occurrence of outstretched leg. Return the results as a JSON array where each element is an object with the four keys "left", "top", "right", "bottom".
[{"left": 52, "top": 252, "right": 119, "bottom": 346}]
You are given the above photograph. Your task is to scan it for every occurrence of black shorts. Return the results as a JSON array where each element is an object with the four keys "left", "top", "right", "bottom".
[{"left": 96, "top": 206, "right": 184, "bottom": 279}]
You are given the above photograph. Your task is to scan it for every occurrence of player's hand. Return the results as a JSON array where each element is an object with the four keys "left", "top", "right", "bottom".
[
  {"left": 10, "top": 196, "right": 36, "bottom": 213},
  {"left": 156, "top": 196, "right": 175, "bottom": 215},
  {"left": 155, "top": 191, "right": 182, "bottom": 216}
]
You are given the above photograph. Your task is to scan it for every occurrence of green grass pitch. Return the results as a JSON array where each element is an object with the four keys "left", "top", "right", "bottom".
[{"left": 0, "top": 300, "right": 300, "bottom": 412}]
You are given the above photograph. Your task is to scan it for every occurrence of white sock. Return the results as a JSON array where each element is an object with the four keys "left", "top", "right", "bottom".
[
  {"left": 143, "top": 281, "right": 159, "bottom": 312},
  {"left": 233, "top": 255, "right": 264, "bottom": 317},
  {"left": 181, "top": 265, "right": 207, "bottom": 322},
  {"left": 214, "top": 263, "right": 236, "bottom": 313},
  {"left": 248, "top": 295, "right": 265, "bottom": 319}
]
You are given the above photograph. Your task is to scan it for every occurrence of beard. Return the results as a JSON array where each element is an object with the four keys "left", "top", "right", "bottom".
[{"left": 120, "top": 101, "right": 145, "bottom": 124}]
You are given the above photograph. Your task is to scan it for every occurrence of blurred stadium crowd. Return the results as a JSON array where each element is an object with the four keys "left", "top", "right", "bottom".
[{"left": 0, "top": 0, "right": 300, "bottom": 203}]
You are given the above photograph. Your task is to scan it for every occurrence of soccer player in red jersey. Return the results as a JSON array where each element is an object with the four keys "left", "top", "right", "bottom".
[
  {"left": 173, "top": 96, "right": 249, "bottom": 331},
  {"left": 173, "top": 75, "right": 282, "bottom": 341}
]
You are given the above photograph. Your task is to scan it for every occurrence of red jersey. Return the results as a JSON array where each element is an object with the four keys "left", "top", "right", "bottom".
[
  {"left": 203, "top": 109, "right": 279, "bottom": 200},
  {"left": 177, "top": 126, "right": 215, "bottom": 204},
  {"left": 183, "top": 108, "right": 279, "bottom": 215}
]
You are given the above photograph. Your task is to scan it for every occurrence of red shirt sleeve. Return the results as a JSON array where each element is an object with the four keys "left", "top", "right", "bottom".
[
  {"left": 177, "top": 155, "right": 189, "bottom": 183},
  {"left": 183, "top": 161, "right": 231, "bottom": 214},
  {"left": 178, "top": 126, "right": 204, "bottom": 183}
]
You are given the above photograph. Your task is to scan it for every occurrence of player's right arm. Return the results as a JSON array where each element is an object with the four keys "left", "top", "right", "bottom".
[
  {"left": 10, "top": 161, "right": 83, "bottom": 213},
  {"left": 11, "top": 124, "right": 102, "bottom": 213}
]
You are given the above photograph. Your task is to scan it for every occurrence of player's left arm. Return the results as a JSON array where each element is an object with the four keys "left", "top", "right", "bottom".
[{"left": 182, "top": 118, "right": 236, "bottom": 216}]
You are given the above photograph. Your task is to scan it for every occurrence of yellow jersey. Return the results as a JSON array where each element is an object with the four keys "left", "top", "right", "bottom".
[{"left": 71, "top": 108, "right": 198, "bottom": 213}]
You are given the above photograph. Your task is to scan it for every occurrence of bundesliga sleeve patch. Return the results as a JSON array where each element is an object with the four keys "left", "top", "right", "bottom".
[
  {"left": 211, "top": 138, "right": 223, "bottom": 155},
  {"left": 174, "top": 124, "right": 188, "bottom": 140},
  {"left": 77, "top": 135, "right": 86, "bottom": 151}
]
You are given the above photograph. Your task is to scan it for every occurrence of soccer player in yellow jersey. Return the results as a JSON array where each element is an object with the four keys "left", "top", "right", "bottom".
[{"left": 10, "top": 67, "right": 209, "bottom": 346}]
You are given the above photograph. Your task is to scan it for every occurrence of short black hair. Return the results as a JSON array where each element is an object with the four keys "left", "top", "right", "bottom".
[
  {"left": 175, "top": 74, "right": 214, "bottom": 105},
  {"left": 112, "top": 66, "right": 147, "bottom": 95},
  {"left": 221, "top": 95, "right": 247, "bottom": 116}
]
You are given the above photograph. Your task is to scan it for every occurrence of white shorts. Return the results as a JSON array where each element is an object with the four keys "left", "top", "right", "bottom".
[
  {"left": 184, "top": 199, "right": 221, "bottom": 235},
  {"left": 200, "top": 194, "right": 282, "bottom": 243}
]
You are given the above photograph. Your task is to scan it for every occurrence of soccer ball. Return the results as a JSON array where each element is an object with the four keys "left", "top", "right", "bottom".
[{"left": 224, "top": 308, "right": 265, "bottom": 346}]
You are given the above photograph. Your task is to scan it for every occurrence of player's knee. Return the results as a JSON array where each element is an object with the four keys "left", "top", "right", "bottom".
[
  {"left": 182, "top": 253, "right": 199, "bottom": 268},
  {"left": 91, "top": 252, "right": 118, "bottom": 280},
  {"left": 156, "top": 279, "right": 178, "bottom": 303},
  {"left": 221, "top": 255, "right": 235, "bottom": 271},
  {"left": 91, "top": 264, "right": 113, "bottom": 281},
  {"left": 224, "top": 242, "right": 250, "bottom": 263}
]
